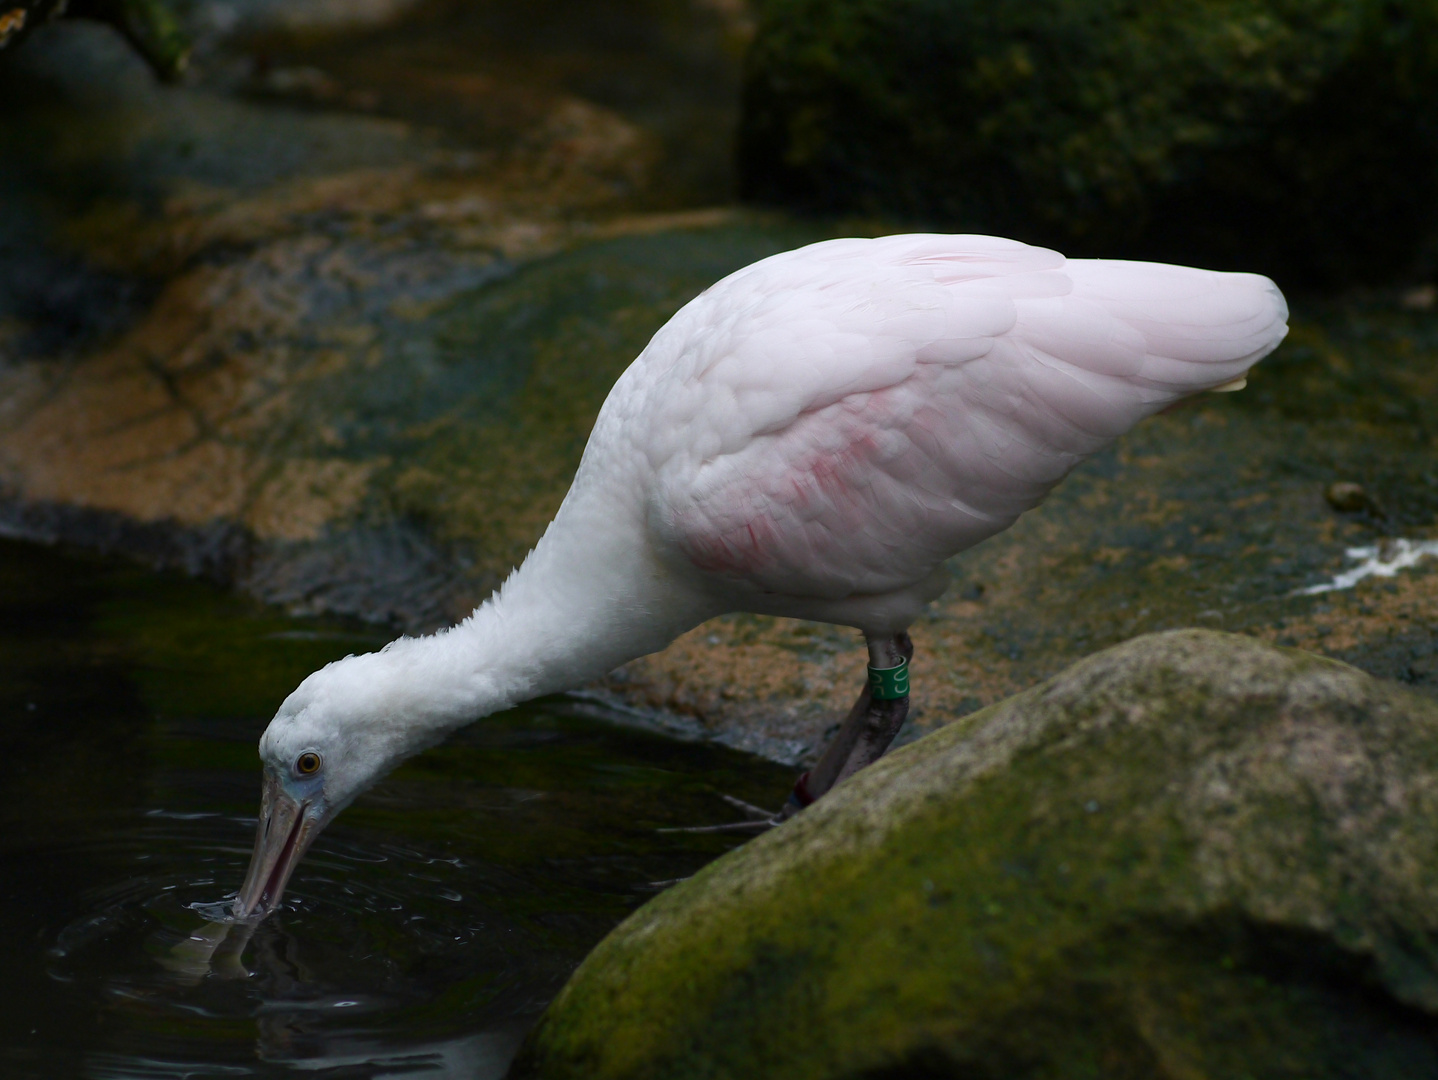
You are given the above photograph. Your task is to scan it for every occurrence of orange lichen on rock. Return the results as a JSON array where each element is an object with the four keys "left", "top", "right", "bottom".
[{"left": 0, "top": 7, "right": 26, "bottom": 46}]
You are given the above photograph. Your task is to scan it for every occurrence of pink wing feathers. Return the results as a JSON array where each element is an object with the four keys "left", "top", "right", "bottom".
[{"left": 636, "top": 235, "right": 1287, "bottom": 602}]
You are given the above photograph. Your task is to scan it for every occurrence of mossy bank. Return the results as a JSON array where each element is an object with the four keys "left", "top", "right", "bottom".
[{"left": 513, "top": 630, "right": 1438, "bottom": 1080}]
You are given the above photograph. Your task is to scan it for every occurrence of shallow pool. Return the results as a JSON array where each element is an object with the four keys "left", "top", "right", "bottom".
[{"left": 0, "top": 538, "right": 792, "bottom": 1078}]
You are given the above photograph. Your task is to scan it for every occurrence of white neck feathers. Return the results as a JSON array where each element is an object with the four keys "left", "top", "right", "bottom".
[{"left": 319, "top": 484, "right": 712, "bottom": 757}]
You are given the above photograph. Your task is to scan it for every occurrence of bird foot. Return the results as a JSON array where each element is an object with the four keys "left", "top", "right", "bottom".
[{"left": 657, "top": 793, "right": 781, "bottom": 833}]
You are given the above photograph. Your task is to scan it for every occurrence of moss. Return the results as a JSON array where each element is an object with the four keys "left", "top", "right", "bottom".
[
  {"left": 740, "top": 0, "right": 1438, "bottom": 285},
  {"left": 514, "top": 631, "right": 1438, "bottom": 1079}
]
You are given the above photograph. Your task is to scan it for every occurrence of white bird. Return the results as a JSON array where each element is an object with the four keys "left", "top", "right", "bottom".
[{"left": 235, "top": 234, "right": 1288, "bottom": 918}]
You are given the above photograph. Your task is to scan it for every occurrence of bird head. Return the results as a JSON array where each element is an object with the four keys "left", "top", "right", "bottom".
[{"left": 232, "top": 654, "right": 424, "bottom": 920}]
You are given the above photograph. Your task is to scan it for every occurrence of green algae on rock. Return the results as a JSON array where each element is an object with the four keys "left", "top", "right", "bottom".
[
  {"left": 512, "top": 630, "right": 1438, "bottom": 1080},
  {"left": 739, "top": 0, "right": 1438, "bottom": 285}
]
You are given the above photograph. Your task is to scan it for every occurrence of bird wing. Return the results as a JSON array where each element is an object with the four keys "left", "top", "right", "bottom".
[{"left": 624, "top": 234, "right": 1286, "bottom": 601}]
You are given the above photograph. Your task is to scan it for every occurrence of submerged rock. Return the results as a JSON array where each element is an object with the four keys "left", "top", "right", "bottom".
[
  {"left": 739, "top": 0, "right": 1438, "bottom": 285},
  {"left": 513, "top": 630, "right": 1438, "bottom": 1079}
]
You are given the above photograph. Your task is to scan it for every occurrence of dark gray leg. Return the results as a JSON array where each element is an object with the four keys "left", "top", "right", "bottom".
[
  {"left": 780, "top": 631, "right": 912, "bottom": 819},
  {"left": 662, "top": 631, "right": 913, "bottom": 835}
]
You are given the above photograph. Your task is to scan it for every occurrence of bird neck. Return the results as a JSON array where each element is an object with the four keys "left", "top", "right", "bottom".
[{"left": 359, "top": 491, "right": 713, "bottom": 746}]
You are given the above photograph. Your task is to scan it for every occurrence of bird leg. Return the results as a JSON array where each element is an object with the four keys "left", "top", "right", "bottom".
[
  {"left": 662, "top": 632, "right": 912, "bottom": 833},
  {"left": 779, "top": 631, "right": 912, "bottom": 820}
]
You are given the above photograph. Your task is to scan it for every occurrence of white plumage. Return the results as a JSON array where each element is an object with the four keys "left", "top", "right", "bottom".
[{"left": 234, "top": 234, "right": 1288, "bottom": 918}]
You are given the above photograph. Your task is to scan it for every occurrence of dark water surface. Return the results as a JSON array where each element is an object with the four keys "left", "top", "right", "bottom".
[{"left": 0, "top": 537, "right": 793, "bottom": 1078}]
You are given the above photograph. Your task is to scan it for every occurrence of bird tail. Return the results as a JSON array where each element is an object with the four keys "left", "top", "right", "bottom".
[{"left": 1062, "top": 259, "right": 1289, "bottom": 395}]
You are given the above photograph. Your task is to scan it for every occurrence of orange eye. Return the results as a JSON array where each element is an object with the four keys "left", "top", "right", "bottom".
[{"left": 295, "top": 751, "right": 322, "bottom": 776}]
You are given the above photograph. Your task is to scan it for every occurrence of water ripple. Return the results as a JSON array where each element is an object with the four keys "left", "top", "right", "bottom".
[{"left": 35, "top": 810, "right": 571, "bottom": 1078}]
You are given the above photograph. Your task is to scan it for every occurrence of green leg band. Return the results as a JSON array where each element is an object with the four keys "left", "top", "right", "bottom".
[{"left": 867, "top": 657, "right": 910, "bottom": 700}]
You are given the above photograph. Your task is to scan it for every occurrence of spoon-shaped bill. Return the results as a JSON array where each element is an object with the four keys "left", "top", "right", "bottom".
[{"left": 234, "top": 769, "right": 323, "bottom": 919}]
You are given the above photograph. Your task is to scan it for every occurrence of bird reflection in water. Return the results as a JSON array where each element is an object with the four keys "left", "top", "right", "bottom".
[
  {"left": 156, "top": 911, "right": 527, "bottom": 1075},
  {"left": 161, "top": 913, "right": 255, "bottom": 982}
]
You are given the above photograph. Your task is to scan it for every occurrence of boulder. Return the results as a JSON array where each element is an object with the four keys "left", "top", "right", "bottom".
[
  {"left": 512, "top": 630, "right": 1438, "bottom": 1079},
  {"left": 739, "top": 0, "right": 1438, "bottom": 285}
]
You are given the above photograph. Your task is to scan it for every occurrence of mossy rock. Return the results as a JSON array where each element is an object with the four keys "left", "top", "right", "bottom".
[
  {"left": 739, "top": 0, "right": 1438, "bottom": 286},
  {"left": 512, "top": 629, "right": 1438, "bottom": 1079}
]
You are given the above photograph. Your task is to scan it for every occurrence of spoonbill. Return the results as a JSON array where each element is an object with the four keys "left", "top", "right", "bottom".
[{"left": 235, "top": 233, "right": 1288, "bottom": 919}]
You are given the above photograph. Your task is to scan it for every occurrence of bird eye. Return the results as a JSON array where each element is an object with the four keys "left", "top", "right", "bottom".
[{"left": 295, "top": 751, "right": 322, "bottom": 776}]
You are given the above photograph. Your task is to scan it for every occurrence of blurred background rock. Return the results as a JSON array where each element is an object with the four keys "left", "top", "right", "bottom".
[{"left": 0, "top": 0, "right": 189, "bottom": 80}]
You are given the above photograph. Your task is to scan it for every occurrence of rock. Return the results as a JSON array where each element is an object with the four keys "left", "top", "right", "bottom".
[
  {"left": 739, "top": 0, "right": 1438, "bottom": 286},
  {"left": 0, "top": 9, "right": 802, "bottom": 631},
  {"left": 1404, "top": 285, "right": 1438, "bottom": 312},
  {"left": 0, "top": 0, "right": 188, "bottom": 79},
  {"left": 512, "top": 630, "right": 1438, "bottom": 1079},
  {"left": 1325, "top": 480, "right": 1385, "bottom": 517}
]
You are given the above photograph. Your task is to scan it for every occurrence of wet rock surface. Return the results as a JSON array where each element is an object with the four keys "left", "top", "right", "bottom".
[
  {"left": 0, "top": 1, "right": 774, "bottom": 633},
  {"left": 1, "top": 0, "right": 1436, "bottom": 769},
  {"left": 512, "top": 630, "right": 1438, "bottom": 1080}
]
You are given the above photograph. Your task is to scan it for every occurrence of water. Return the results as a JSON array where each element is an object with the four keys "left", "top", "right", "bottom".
[{"left": 0, "top": 538, "right": 793, "bottom": 1078}]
